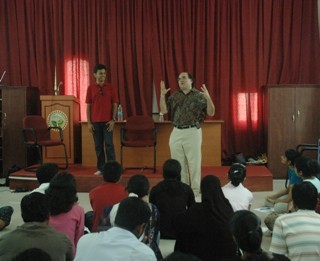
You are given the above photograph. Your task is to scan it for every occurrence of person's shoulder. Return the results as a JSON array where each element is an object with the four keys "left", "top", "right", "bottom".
[
  {"left": 132, "top": 240, "right": 157, "bottom": 260},
  {"left": 87, "top": 84, "right": 97, "bottom": 90},
  {"left": 180, "top": 182, "right": 193, "bottom": 191},
  {"left": 91, "top": 182, "right": 123, "bottom": 192},
  {"left": 150, "top": 181, "right": 165, "bottom": 192},
  {"left": 73, "top": 203, "right": 85, "bottom": 212},
  {"left": 222, "top": 182, "right": 233, "bottom": 189}
]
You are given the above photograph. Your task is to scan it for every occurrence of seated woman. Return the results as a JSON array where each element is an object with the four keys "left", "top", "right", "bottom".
[
  {"left": 149, "top": 159, "right": 195, "bottom": 239},
  {"left": 174, "top": 175, "right": 238, "bottom": 261},
  {"left": 100, "top": 174, "right": 162, "bottom": 260},
  {"left": 222, "top": 163, "right": 253, "bottom": 211},
  {"left": 230, "top": 210, "right": 273, "bottom": 260},
  {"left": 46, "top": 172, "right": 85, "bottom": 255}
]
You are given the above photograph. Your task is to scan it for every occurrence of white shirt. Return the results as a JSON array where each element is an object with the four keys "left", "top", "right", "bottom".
[
  {"left": 304, "top": 178, "right": 320, "bottom": 193},
  {"left": 222, "top": 182, "right": 253, "bottom": 211},
  {"left": 74, "top": 227, "right": 156, "bottom": 261},
  {"left": 31, "top": 183, "right": 50, "bottom": 194}
]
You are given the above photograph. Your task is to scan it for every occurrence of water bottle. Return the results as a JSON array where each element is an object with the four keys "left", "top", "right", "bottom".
[
  {"left": 159, "top": 112, "right": 164, "bottom": 122},
  {"left": 117, "top": 104, "right": 123, "bottom": 121}
]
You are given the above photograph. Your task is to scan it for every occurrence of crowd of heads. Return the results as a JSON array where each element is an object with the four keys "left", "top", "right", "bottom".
[
  {"left": 163, "top": 159, "right": 181, "bottom": 180},
  {"left": 102, "top": 160, "right": 123, "bottom": 183},
  {"left": 36, "top": 163, "right": 59, "bottom": 184},
  {"left": 126, "top": 174, "right": 150, "bottom": 198},
  {"left": 21, "top": 192, "right": 49, "bottom": 223},
  {"left": 6, "top": 153, "right": 320, "bottom": 260},
  {"left": 230, "top": 210, "right": 262, "bottom": 254},
  {"left": 46, "top": 171, "right": 78, "bottom": 216},
  {"left": 114, "top": 197, "right": 151, "bottom": 234},
  {"left": 294, "top": 155, "right": 320, "bottom": 178}
]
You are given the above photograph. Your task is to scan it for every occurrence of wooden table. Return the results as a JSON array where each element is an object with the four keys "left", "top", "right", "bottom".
[{"left": 81, "top": 120, "right": 223, "bottom": 167}]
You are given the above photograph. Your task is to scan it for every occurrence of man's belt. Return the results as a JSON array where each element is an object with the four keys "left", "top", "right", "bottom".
[{"left": 174, "top": 124, "right": 197, "bottom": 129}]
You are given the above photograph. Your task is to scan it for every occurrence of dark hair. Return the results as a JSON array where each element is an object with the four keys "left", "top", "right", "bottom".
[
  {"left": 12, "top": 248, "right": 52, "bottom": 261},
  {"left": 292, "top": 182, "right": 318, "bottom": 210},
  {"left": 36, "top": 163, "right": 59, "bottom": 184},
  {"left": 45, "top": 172, "right": 78, "bottom": 215},
  {"left": 114, "top": 197, "right": 151, "bottom": 231},
  {"left": 163, "top": 159, "right": 181, "bottom": 180},
  {"left": 284, "top": 149, "right": 300, "bottom": 166},
  {"left": 200, "top": 175, "right": 234, "bottom": 222},
  {"left": 164, "top": 251, "right": 202, "bottom": 261},
  {"left": 126, "top": 174, "right": 149, "bottom": 198},
  {"left": 93, "top": 64, "right": 107, "bottom": 73},
  {"left": 294, "top": 156, "right": 320, "bottom": 178},
  {"left": 228, "top": 163, "right": 246, "bottom": 187},
  {"left": 230, "top": 210, "right": 262, "bottom": 254},
  {"left": 102, "top": 161, "right": 123, "bottom": 182},
  {"left": 21, "top": 192, "right": 50, "bottom": 222}
]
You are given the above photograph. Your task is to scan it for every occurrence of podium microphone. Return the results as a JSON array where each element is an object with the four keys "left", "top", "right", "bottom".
[
  {"left": 55, "top": 81, "right": 63, "bottom": 96},
  {"left": 0, "top": 70, "right": 6, "bottom": 83}
]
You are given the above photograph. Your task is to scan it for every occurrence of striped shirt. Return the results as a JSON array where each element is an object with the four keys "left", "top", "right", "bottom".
[{"left": 270, "top": 210, "right": 320, "bottom": 260}]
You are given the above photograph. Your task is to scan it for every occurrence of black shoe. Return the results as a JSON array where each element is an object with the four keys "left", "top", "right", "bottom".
[{"left": 0, "top": 206, "right": 14, "bottom": 226}]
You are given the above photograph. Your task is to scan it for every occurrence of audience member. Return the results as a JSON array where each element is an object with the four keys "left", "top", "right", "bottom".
[
  {"left": 46, "top": 172, "right": 85, "bottom": 255},
  {"left": 264, "top": 151, "right": 309, "bottom": 232},
  {"left": 0, "top": 206, "right": 13, "bottom": 231},
  {"left": 223, "top": 163, "right": 253, "bottom": 211},
  {"left": 270, "top": 182, "right": 320, "bottom": 260},
  {"left": 31, "top": 163, "right": 59, "bottom": 194},
  {"left": 149, "top": 159, "right": 195, "bottom": 239},
  {"left": 88, "top": 161, "right": 127, "bottom": 232},
  {"left": 174, "top": 175, "right": 237, "bottom": 261},
  {"left": 265, "top": 149, "right": 302, "bottom": 213},
  {"left": 11, "top": 248, "right": 52, "bottom": 261},
  {"left": 104, "top": 174, "right": 162, "bottom": 260},
  {"left": 75, "top": 197, "right": 156, "bottom": 261},
  {"left": 230, "top": 210, "right": 272, "bottom": 260},
  {"left": 295, "top": 155, "right": 320, "bottom": 191},
  {"left": 0, "top": 192, "right": 73, "bottom": 261}
]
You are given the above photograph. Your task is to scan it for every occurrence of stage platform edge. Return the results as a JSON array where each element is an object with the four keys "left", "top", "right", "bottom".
[{"left": 9, "top": 165, "right": 273, "bottom": 192}]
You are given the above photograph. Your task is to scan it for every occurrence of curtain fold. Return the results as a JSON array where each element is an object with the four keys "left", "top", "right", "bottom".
[
  {"left": 0, "top": 0, "right": 55, "bottom": 94},
  {"left": 1, "top": 0, "right": 320, "bottom": 156}
]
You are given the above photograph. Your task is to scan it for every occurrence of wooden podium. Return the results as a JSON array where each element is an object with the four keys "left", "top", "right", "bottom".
[{"left": 40, "top": 95, "right": 81, "bottom": 164}]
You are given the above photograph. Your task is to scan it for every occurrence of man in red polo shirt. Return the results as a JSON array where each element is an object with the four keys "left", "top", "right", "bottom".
[
  {"left": 86, "top": 64, "right": 119, "bottom": 175},
  {"left": 89, "top": 161, "right": 127, "bottom": 232}
]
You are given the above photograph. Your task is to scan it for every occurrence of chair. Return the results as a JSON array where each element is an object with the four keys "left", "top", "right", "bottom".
[
  {"left": 120, "top": 115, "right": 157, "bottom": 173},
  {"left": 296, "top": 143, "right": 318, "bottom": 155},
  {"left": 22, "top": 115, "right": 69, "bottom": 171}
]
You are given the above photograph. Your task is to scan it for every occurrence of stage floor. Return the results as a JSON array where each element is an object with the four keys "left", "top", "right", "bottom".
[{"left": 9, "top": 165, "right": 273, "bottom": 192}]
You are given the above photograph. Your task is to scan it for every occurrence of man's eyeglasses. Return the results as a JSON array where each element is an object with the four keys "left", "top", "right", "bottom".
[{"left": 99, "top": 86, "right": 103, "bottom": 96}]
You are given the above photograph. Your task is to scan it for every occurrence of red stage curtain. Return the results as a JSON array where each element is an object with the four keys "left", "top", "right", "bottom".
[
  {"left": 0, "top": 0, "right": 55, "bottom": 94},
  {"left": 150, "top": 0, "right": 320, "bottom": 155},
  {"left": 1, "top": 0, "right": 320, "bottom": 156}
]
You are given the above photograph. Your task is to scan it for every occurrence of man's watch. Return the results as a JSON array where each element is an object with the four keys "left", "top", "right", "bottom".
[{"left": 112, "top": 117, "right": 117, "bottom": 121}]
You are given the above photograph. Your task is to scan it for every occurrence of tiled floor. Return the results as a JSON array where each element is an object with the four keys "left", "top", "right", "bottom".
[{"left": 0, "top": 178, "right": 284, "bottom": 258}]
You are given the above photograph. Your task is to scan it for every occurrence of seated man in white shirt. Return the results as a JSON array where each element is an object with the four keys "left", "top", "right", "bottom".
[
  {"left": 31, "top": 163, "right": 59, "bottom": 194},
  {"left": 270, "top": 182, "right": 320, "bottom": 260},
  {"left": 75, "top": 197, "right": 156, "bottom": 261}
]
